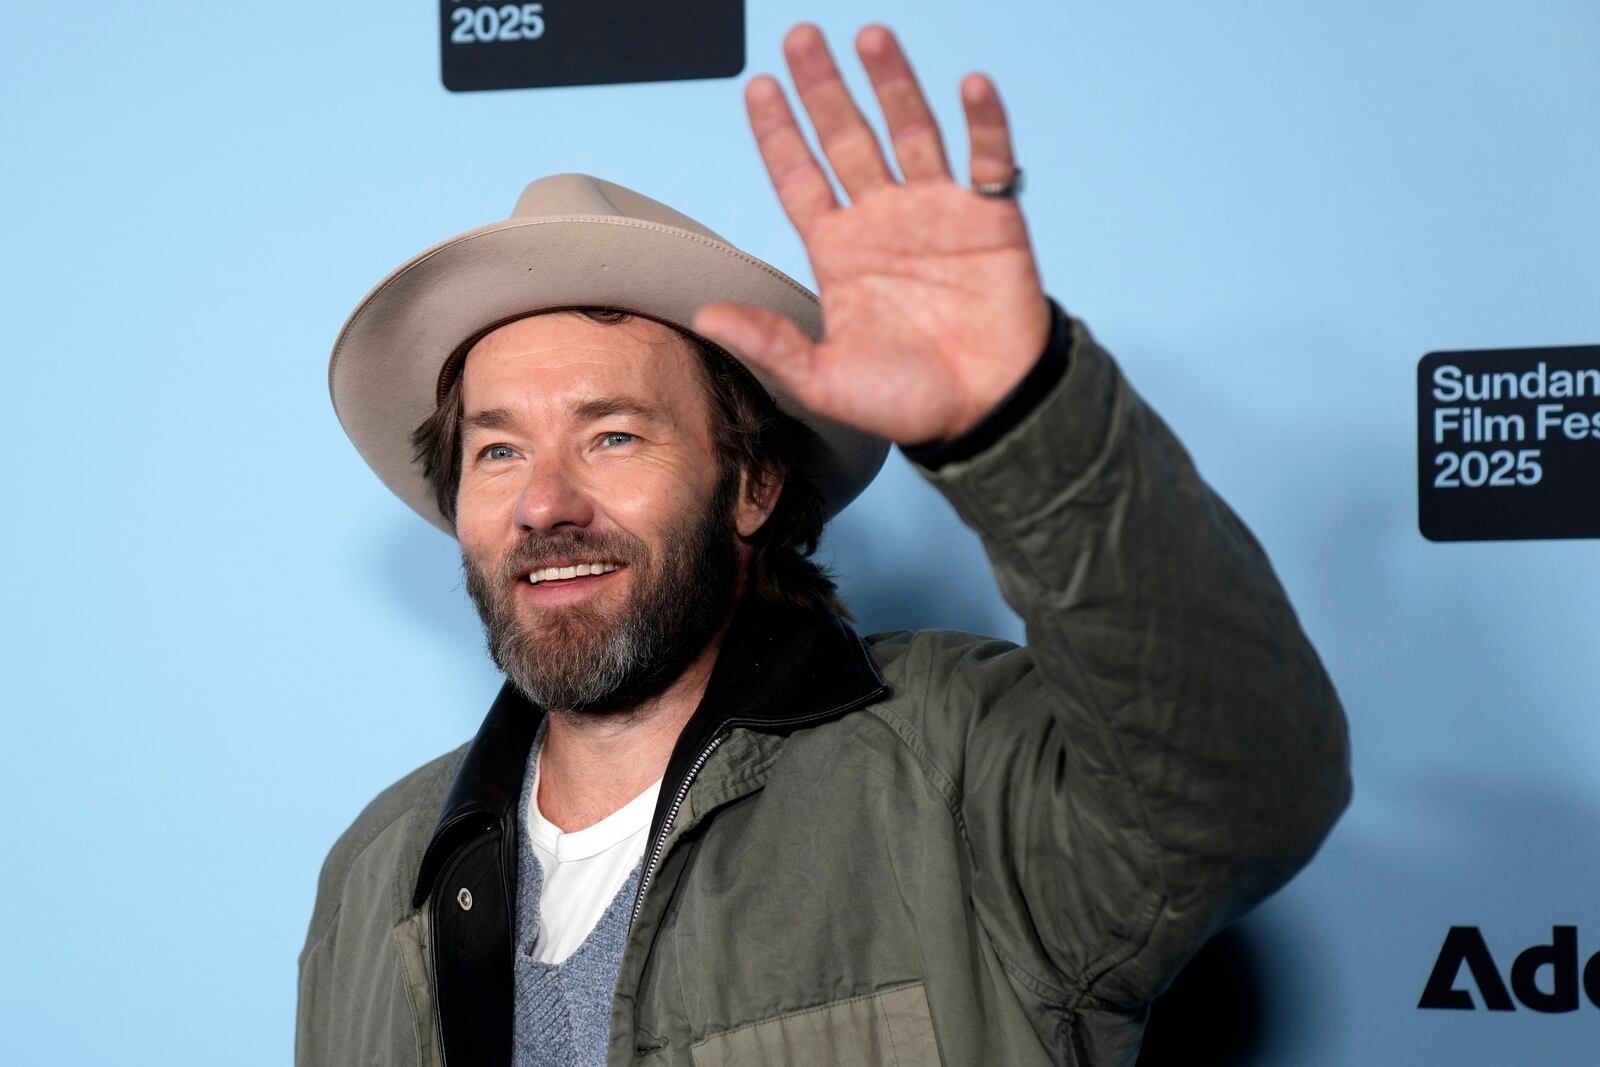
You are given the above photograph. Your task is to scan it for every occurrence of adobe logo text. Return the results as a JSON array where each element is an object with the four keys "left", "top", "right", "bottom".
[{"left": 1420, "top": 926, "right": 1600, "bottom": 1012}]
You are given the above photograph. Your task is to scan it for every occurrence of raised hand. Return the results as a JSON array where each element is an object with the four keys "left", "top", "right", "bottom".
[{"left": 694, "top": 24, "right": 1053, "bottom": 447}]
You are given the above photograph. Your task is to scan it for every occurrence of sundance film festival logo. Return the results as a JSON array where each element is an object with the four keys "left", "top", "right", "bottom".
[
  {"left": 1417, "top": 345, "right": 1600, "bottom": 541},
  {"left": 439, "top": 0, "right": 744, "bottom": 92},
  {"left": 1420, "top": 927, "right": 1600, "bottom": 1012}
]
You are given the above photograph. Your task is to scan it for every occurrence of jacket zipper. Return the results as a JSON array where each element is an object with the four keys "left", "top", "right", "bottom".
[
  {"left": 626, "top": 686, "right": 887, "bottom": 929},
  {"left": 630, "top": 732, "right": 729, "bottom": 926}
]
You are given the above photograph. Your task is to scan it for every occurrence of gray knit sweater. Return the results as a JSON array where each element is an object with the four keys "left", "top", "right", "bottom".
[{"left": 512, "top": 744, "right": 641, "bottom": 1067}]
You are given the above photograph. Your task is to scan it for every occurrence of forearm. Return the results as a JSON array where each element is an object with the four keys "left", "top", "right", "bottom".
[{"left": 914, "top": 309, "right": 1350, "bottom": 995}]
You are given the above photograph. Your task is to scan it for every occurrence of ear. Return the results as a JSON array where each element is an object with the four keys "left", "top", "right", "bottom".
[{"left": 733, "top": 462, "right": 783, "bottom": 539}]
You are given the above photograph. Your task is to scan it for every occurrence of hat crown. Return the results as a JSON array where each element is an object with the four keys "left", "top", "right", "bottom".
[{"left": 509, "top": 173, "right": 730, "bottom": 245}]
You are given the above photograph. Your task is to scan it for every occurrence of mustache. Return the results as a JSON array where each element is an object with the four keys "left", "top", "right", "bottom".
[{"left": 493, "top": 529, "right": 647, "bottom": 584}]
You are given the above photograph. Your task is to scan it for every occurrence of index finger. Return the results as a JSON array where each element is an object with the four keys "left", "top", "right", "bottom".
[{"left": 745, "top": 74, "right": 840, "bottom": 235}]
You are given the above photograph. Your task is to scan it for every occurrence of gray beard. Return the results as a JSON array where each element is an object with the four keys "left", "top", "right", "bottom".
[{"left": 463, "top": 478, "right": 739, "bottom": 713}]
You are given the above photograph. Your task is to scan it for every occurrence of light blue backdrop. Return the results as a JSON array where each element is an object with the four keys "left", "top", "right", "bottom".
[{"left": 3, "top": 2, "right": 1597, "bottom": 1063}]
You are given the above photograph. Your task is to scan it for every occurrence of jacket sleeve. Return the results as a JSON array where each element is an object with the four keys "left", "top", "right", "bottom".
[
  {"left": 909, "top": 306, "right": 1350, "bottom": 1021},
  {"left": 295, "top": 751, "right": 462, "bottom": 1067}
]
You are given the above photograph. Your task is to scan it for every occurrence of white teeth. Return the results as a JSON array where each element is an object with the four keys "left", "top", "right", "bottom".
[{"left": 526, "top": 562, "right": 620, "bottom": 584}]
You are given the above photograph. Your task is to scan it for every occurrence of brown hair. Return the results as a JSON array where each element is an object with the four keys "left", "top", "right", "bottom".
[{"left": 411, "top": 309, "right": 847, "bottom": 618}]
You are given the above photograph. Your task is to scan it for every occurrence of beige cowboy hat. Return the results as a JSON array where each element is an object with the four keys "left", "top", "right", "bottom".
[{"left": 329, "top": 173, "right": 889, "bottom": 535}]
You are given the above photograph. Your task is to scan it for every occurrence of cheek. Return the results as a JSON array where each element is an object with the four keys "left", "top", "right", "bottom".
[
  {"left": 454, "top": 498, "right": 512, "bottom": 571},
  {"left": 454, "top": 463, "right": 536, "bottom": 545},
  {"left": 457, "top": 534, "right": 501, "bottom": 584},
  {"left": 585, "top": 439, "right": 713, "bottom": 503},
  {"left": 604, "top": 470, "right": 696, "bottom": 507},
  {"left": 454, "top": 499, "right": 491, "bottom": 546},
  {"left": 594, "top": 469, "right": 710, "bottom": 536}
]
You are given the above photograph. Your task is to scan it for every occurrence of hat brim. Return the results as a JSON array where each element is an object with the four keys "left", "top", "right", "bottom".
[{"left": 330, "top": 215, "right": 888, "bottom": 535}]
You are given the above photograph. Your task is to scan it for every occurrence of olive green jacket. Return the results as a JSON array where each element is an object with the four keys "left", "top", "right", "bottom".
[{"left": 296, "top": 318, "right": 1350, "bottom": 1066}]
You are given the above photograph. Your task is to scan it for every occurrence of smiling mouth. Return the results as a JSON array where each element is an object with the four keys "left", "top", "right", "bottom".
[{"left": 524, "top": 562, "right": 625, "bottom": 585}]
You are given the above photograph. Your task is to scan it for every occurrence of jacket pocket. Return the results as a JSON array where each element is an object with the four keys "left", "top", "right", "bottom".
[{"left": 689, "top": 982, "right": 941, "bottom": 1066}]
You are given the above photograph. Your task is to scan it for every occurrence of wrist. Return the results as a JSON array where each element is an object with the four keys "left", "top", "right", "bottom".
[{"left": 902, "top": 297, "right": 1072, "bottom": 470}]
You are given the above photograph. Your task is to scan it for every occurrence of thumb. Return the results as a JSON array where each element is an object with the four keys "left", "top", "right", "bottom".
[{"left": 694, "top": 302, "right": 819, "bottom": 394}]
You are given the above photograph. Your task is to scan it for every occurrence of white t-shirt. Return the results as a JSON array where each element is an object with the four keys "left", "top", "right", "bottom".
[{"left": 525, "top": 750, "right": 662, "bottom": 965}]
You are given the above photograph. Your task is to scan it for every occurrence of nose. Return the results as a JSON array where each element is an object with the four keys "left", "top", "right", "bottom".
[{"left": 513, "top": 453, "right": 596, "bottom": 534}]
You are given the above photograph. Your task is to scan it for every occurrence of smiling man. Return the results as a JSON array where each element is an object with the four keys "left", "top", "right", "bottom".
[
  {"left": 454, "top": 314, "right": 758, "bottom": 725},
  {"left": 300, "top": 24, "right": 1350, "bottom": 1067}
]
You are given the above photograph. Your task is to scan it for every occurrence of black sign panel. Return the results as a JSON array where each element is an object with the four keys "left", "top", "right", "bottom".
[
  {"left": 441, "top": 0, "right": 744, "bottom": 93},
  {"left": 1418, "top": 344, "right": 1600, "bottom": 541}
]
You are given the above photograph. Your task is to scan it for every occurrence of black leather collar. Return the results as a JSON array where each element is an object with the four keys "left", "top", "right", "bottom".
[
  {"left": 412, "top": 682, "right": 544, "bottom": 908},
  {"left": 413, "top": 599, "right": 887, "bottom": 908}
]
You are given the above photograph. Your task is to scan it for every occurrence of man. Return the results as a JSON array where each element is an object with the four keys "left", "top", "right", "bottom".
[{"left": 301, "top": 23, "right": 1349, "bottom": 1067}]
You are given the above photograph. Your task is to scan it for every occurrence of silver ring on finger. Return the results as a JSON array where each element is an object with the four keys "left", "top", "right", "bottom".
[{"left": 973, "top": 167, "right": 1024, "bottom": 199}]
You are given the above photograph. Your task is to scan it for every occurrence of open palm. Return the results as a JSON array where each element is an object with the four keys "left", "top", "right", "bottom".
[{"left": 695, "top": 24, "right": 1053, "bottom": 447}]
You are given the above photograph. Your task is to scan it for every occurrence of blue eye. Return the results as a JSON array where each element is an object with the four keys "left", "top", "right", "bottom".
[
  {"left": 483, "top": 444, "right": 517, "bottom": 461},
  {"left": 600, "top": 432, "right": 636, "bottom": 448}
]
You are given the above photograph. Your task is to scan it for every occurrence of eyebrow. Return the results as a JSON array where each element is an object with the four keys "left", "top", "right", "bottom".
[
  {"left": 462, "top": 408, "right": 518, "bottom": 432},
  {"left": 460, "top": 397, "right": 667, "bottom": 434},
  {"left": 571, "top": 396, "right": 667, "bottom": 424}
]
